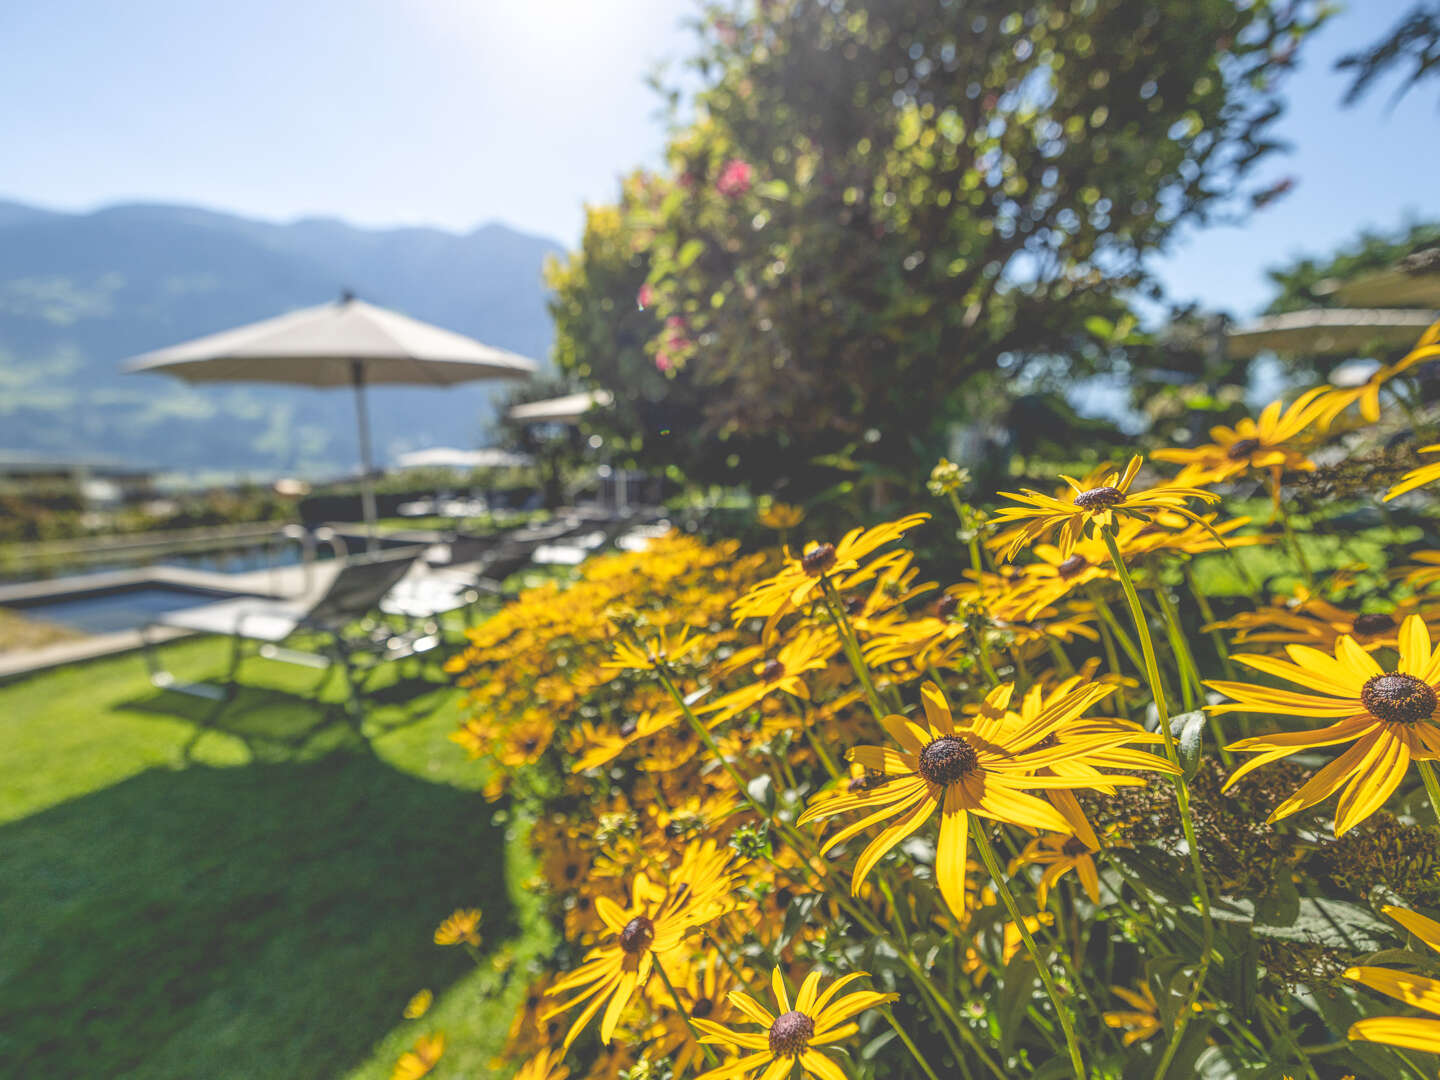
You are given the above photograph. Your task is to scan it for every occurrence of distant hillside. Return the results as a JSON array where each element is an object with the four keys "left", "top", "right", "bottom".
[{"left": 0, "top": 199, "right": 563, "bottom": 475}]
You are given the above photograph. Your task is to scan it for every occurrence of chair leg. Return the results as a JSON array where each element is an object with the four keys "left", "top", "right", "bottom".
[{"left": 142, "top": 624, "right": 228, "bottom": 702}]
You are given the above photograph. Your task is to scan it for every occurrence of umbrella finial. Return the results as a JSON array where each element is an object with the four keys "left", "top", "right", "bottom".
[{"left": 339, "top": 288, "right": 356, "bottom": 304}]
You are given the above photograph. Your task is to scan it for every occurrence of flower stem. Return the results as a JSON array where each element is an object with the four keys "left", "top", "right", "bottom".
[
  {"left": 1418, "top": 760, "right": 1440, "bottom": 829},
  {"left": 819, "top": 576, "right": 888, "bottom": 721},
  {"left": 1149, "top": 562, "right": 1233, "bottom": 768},
  {"left": 1100, "top": 527, "right": 1215, "bottom": 1080},
  {"left": 970, "top": 816, "right": 1085, "bottom": 1080},
  {"left": 654, "top": 956, "right": 720, "bottom": 1066},
  {"left": 801, "top": 701, "right": 843, "bottom": 781},
  {"left": 882, "top": 1005, "right": 944, "bottom": 1080},
  {"left": 1267, "top": 469, "right": 1314, "bottom": 587},
  {"left": 1086, "top": 586, "right": 1145, "bottom": 673}
]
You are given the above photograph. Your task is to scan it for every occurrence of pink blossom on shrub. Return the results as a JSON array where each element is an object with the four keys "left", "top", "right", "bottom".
[{"left": 716, "top": 159, "right": 754, "bottom": 198}]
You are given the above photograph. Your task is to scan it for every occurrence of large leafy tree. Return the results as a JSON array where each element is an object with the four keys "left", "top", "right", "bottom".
[{"left": 549, "top": 0, "right": 1322, "bottom": 504}]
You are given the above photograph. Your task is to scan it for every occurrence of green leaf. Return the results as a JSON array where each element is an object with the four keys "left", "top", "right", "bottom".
[
  {"left": 1169, "top": 710, "right": 1207, "bottom": 779},
  {"left": 1084, "top": 315, "right": 1115, "bottom": 339},
  {"left": 676, "top": 239, "right": 706, "bottom": 271},
  {"left": 1257, "top": 897, "right": 1397, "bottom": 951},
  {"left": 994, "top": 952, "right": 1036, "bottom": 1059},
  {"left": 1254, "top": 872, "right": 1300, "bottom": 928}
]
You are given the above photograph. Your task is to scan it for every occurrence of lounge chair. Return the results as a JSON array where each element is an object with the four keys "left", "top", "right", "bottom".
[{"left": 141, "top": 547, "right": 430, "bottom": 711}]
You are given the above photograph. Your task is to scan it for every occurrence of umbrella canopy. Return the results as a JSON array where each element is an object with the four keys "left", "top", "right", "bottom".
[
  {"left": 126, "top": 295, "right": 536, "bottom": 385},
  {"left": 1225, "top": 308, "right": 1439, "bottom": 360},
  {"left": 125, "top": 294, "right": 538, "bottom": 548},
  {"left": 394, "top": 447, "right": 532, "bottom": 470},
  {"left": 1322, "top": 248, "right": 1440, "bottom": 309},
  {"left": 507, "top": 390, "right": 613, "bottom": 425}
]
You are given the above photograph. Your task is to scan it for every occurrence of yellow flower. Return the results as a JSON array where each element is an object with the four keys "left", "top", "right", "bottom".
[
  {"left": 991, "top": 676, "right": 1176, "bottom": 849},
  {"left": 991, "top": 456, "right": 1218, "bottom": 561},
  {"left": 705, "top": 628, "right": 839, "bottom": 722},
  {"left": 434, "top": 908, "right": 483, "bottom": 947},
  {"left": 603, "top": 624, "right": 707, "bottom": 672},
  {"left": 692, "top": 966, "right": 897, "bottom": 1080},
  {"left": 1346, "top": 904, "right": 1440, "bottom": 1055},
  {"left": 391, "top": 1032, "right": 444, "bottom": 1080},
  {"left": 1152, "top": 388, "right": 1329, "bottom": 485},
  {"left": 1314, "top": 317, "right": 1440, "bottom": 427},
  {"left": 732, "top": 514, "right": 930, "bottom": 627},
  {"left": 1394, "top": 550, "right": 1440, "bottom": 592},
  {"left": 543, "top": 841, "right": 736, "bottom": 1050},
  {"left": 1205, "top": 588, "right": 1440, "bottom": 652},
  {"left": 1010, "top": 834, "right": 1101, "bottom": 905},
  {"left": 514, "top": 1047, "right": 572, "bottom": 1080},
  {"left": 799, "top": 680, "right": 1139, "bottom": 920},
  {"left": 758, "top": 500, "right": 805, "bottom": 530},
  {"left": 1384, "top": 443, "right": 1440, "bottom": 501},
  {"left": 403, "top": 988, "right": 433, "bottom": 1020},
  {"left": 1210, "top": 614, "right": 1440, "bottom": 835},
  {"left": 641, "top": 956, "right": 745, "bottom": 1076},
  {"left": 1103, "top": 983, "right": 1162, "bottom": 1045}
]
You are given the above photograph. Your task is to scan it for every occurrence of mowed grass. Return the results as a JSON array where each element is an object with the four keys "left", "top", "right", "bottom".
[{"left": 0, "top": 636, "right": 549, "bottom": 1079}]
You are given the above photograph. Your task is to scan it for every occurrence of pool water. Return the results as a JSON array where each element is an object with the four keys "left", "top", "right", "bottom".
[{"left": 8, "top": 585, "right": 244, "bottom": 635}]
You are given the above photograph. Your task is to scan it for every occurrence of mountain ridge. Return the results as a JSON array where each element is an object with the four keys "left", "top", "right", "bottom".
[{"left": 0, "top": 198, "right": 564, "bottom": 475}]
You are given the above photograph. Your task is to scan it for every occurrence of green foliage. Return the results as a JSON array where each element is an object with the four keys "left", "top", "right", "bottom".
[{"left": 549, "top": 0, "right": 1323, "bottom": 503}]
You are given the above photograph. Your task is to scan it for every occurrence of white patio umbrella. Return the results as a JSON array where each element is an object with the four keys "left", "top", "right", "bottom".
[
  {"left": 1225, "top": 308, "right": 1439, "bottom": 360},
  {"left": 125, "top": 293, "right": 537, "bottom": 549},
  {"left": 394, "top": 446, "right": 532, "bottom": 469},
  {"left": 506, "top": 389, "right": 613, "bottom": 424}
]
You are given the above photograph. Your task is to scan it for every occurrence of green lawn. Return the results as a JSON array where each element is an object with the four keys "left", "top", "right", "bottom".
[{"left": 0, "top": 637, "right": 549, "bottom": 1079}]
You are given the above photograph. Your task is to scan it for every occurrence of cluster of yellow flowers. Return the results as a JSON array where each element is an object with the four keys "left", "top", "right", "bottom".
[{"left": 419, "top": 324, "right": 1440, "bottom": 1080}]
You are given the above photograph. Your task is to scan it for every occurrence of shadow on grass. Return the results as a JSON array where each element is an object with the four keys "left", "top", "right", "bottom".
[
  {"left": 0, "top": 753, "right": 512, "bottom": 1080},
  {"left": 117, "top": 660, "right": 454, "bottom": 764}
]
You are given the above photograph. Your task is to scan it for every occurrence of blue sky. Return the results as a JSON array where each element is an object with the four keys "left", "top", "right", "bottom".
[{"left": 0, "top": 0, "right": 1431, "bottom": 318}]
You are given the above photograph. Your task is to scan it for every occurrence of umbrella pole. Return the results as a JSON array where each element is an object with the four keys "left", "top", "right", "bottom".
[{"left": 351, "top": 360, "right": 379, "bottom": 553}]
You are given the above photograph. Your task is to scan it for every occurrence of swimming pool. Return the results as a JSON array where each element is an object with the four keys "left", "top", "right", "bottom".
[{"left": 5, "top": 583, "right": 253, "bottom": 636}]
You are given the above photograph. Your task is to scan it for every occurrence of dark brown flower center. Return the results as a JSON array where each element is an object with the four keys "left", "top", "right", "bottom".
[
  {"left": 619, "top": 915, "right": 655, "bottom": 954},
  {"left": 935, "top": 594, "right": 959, "bottom": 619},
  {"left": 1226, "top": 437, "right": 1262, "bottom": 460},
  {"left": 692, "top": 996, "right": 715, "bottom": 1019},
  {"left": 844, "top": 594, "right": 866, "bottom": 616},
  {"left": 1062, "top": 836, "right": 1090, "bottom": 857},
  {"left": 918, "top": 735, "right": 980, "bottom": 786},
  {"left": 1073, "top": 485, "right": 1124, "bottom": 510},
  {"left": 1351, "top": 612, "right": 1396, "bottom": 637},
  {"left": 1056, "top": 554, "right": 1089, "bottom": 579},
  {"left": 768, "top": 1010, "right": 815, "bottom": 1057},
  {"left": 801, "top": 542, "right": 837, "bottom": 576},
  {"left": 1361, "top": 673, "right": 1437, "bottom": 725},
  {"left": 760, "top": 658, "right": 786, "bottom": 683}
]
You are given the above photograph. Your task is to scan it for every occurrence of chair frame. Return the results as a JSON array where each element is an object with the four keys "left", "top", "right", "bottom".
[{"left": 140, "top": 547, "right": 434, "bottom": 716}]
